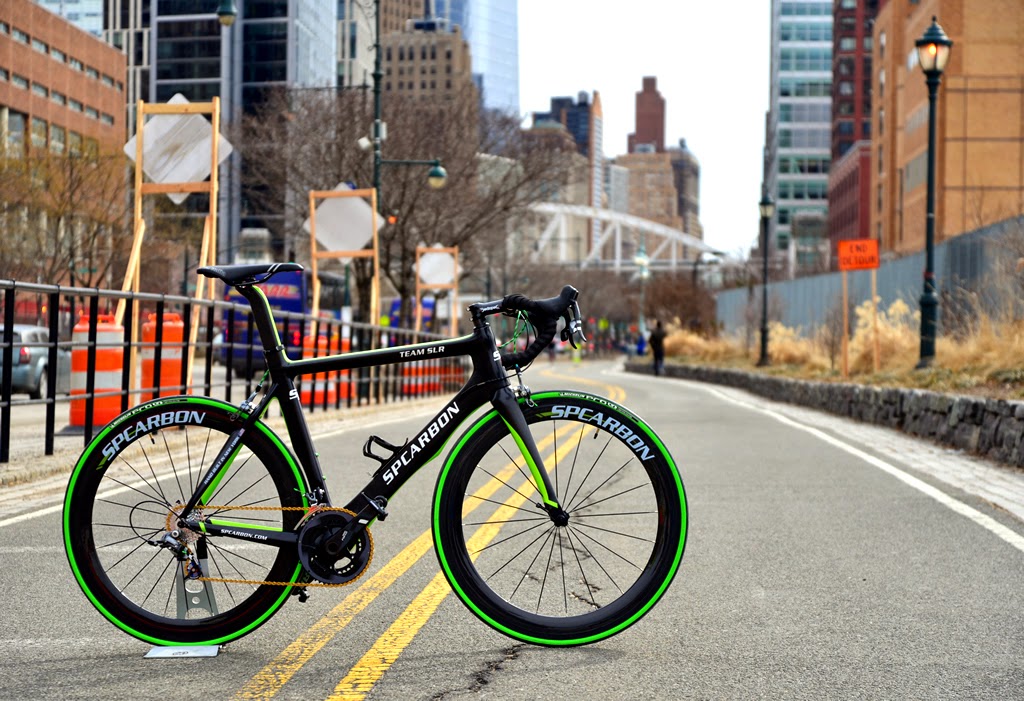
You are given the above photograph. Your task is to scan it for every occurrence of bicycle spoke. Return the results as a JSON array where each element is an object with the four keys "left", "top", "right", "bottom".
[
  {"left": 159, "top": 429, "right": 187, "bottom": 508},
  {"left": 537, "top": 527, "right": 559, "bottom": 612},
  {"left": 509, "top": 527, "right": 556, "bottom": 603},
  {"left": 565, "top": 434, "right": 613, "bottom": 508},
  {"left": 571, "top": 483, "right": 649, "bottom": 515},
  {"left": 565, "top": 527, "right": 603, "bottom": 604},
  {"left": 569, "top": 524, "right": 644, "bottom": 571},
  {"left": 567, "top": 459, "right": 633, "bottom": 513},
  {"left": 473, "top": 519, "right": 548, "bottom": 559},
  {"left": 481, "top": 522, "right": 552, "bottom": 581},
  {"left": 476, "top": 463, "right": 540, "bottom": 505},
  {"left": 463, "top": 515, "right": 549, "bottom": 527}
]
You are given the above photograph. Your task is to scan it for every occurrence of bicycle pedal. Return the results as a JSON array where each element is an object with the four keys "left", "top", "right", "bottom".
[{"left": 291, "top": 586, "right": 310, "bottom": 603}]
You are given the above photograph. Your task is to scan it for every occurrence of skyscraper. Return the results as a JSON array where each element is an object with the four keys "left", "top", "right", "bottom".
[
  {"left": 433, "top": 0, "right": 518, "bottom": 113},
  {"left": 34, "top": 0, "right": 103, "bottom": 36},
  {"left": 628, "top": 76, "right": 665, "bottom": 154},
  {"left": 764, "top": 0, "right": 832, "bottom": 274}
]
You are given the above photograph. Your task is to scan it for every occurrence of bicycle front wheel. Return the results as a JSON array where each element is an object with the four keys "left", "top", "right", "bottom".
[
  {"left": 64, "top": 397, "right": 308, "bottom": 646},
  {"left": 433, "top": 392, "right": 687, "bottom": 646}
]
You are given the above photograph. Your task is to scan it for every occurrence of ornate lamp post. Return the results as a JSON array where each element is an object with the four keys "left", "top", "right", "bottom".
[
  {"left": 757, "top": 193, "right": 775, "bottom": 367},
  {"left": 914, "top": 16, "right": 953, "bottom": 368}
]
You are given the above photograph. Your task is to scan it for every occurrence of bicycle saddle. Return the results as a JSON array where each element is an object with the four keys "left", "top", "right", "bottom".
[{"left": 198, "top": 262, "right": 304, "bottom": 287}]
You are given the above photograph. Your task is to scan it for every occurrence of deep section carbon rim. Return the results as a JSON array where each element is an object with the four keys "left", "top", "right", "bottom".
[
  {"left": 64, "top": 398, "right": 306, "bottom": 645},
  {"left": 434, "top": 393, "right": 687, "bottom": 645}
]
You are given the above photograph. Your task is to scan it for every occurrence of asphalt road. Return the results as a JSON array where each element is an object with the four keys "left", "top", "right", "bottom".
[{"left": 1, "top": 359, "right": 1022, "bottom": 700}]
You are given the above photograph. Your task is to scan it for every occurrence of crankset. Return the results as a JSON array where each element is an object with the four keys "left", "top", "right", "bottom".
[{"left": 297, "top": 508, "right": 374, "bottom": 585}]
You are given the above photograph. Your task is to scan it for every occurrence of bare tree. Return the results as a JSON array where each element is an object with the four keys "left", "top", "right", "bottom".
[
  {"left": 236, "top": 84, "right": 577, "bottom": 324},
  {"left": 0, "top": 145, "right": 131, "bottom": 287}
]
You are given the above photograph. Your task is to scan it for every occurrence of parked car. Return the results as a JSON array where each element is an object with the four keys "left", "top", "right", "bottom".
[{"left": 0, "top": 324, "right": 71, "bottom": 399}]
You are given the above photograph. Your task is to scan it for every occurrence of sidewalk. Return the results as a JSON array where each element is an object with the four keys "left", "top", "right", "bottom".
[{"left": 0, "top": 398, "right": 437, "bottom": 489}]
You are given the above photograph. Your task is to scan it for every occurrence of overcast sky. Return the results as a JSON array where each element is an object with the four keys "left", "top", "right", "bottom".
[{"left": 518, "top": 0, "right": 772, "bottom": 258}]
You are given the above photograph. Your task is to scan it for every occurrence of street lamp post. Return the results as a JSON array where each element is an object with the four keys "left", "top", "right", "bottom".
[
  {"left": 757, "top": 193, "right": 775, "bottom": 367},
  {"left": 915, "top": 16, "right": 953, "bottom": 368},
  {"left": 369, "top": 0, "right": 447, "bottom": 202},
  {"left": 634, "top": 243, "right": 650, "bottom": 339}
]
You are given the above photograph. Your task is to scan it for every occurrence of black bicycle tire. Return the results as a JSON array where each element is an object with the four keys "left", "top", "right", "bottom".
[
  {"left": 433, "top": 392, "right": 687, "bottom": 646},
  {"left": 63, "top": 396, "right": 307, "bottom": 646}
]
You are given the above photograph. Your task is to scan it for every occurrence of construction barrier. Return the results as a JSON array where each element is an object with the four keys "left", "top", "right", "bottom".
[
  {"left": 301, "top": 335, "right": 351, "bottom": 405},
  {"left": 141, "top": 313, "right": 185, "bottom": 401},
  {"left": 70, "top": 314, "right": 124, "bottom": 427},
  {"left": 401, "top": 360, "right": 443, "bottom": 396}
]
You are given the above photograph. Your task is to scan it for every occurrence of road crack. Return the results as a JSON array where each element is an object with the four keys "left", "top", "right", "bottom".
[{"left": 431, "top": 644, "right": 524, "bottom": 699}]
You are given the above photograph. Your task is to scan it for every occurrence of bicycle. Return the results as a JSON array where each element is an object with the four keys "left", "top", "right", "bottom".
[{"left": 63, "top": 262, "right": 688, "bottom": 647}]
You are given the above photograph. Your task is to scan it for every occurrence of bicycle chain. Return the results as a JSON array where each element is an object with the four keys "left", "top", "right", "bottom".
[{"left": 172, "top": 504, "right": 374, "bottom": 589}]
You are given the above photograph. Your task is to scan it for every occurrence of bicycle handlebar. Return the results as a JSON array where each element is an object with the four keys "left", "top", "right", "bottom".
[{"left": 492, "top": 285, "right": 586, "bottom": 369}]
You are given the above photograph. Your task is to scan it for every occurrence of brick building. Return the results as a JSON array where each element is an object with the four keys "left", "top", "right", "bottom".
[
  {"left": 627, "top": 76, "right": 665, "bottom": 154},
  {"left": 0, "top": 0, "right": 126, "bottom": 155},
  {"left": 872, "top": 0, "right": 1024, "bottom": 255}
]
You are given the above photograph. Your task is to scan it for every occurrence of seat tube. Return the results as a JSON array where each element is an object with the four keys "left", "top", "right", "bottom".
[{"left": 491, "top": 386, "right": 560, "bottom": 509}]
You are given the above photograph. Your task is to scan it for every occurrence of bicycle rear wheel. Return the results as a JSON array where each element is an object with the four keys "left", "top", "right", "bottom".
[
  {"left": 63, "top": 397, "right": 307, "bottom": 646},
  {"left": 433, "top": 392, "right": 687, "bottom": 646}
]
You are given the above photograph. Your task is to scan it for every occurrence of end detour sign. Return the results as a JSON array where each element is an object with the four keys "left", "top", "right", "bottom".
[{"left": 838, "top": 238, "right": 879, "bottom": 271}]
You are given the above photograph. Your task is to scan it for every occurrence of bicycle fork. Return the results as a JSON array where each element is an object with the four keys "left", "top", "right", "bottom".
[{"left": 491, "top": 386, "right": 569, "bottom": 525}]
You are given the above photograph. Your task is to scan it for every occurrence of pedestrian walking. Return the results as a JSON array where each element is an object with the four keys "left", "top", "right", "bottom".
[{"left": 648, "top": 320, "right": 667, "bottom": 376}]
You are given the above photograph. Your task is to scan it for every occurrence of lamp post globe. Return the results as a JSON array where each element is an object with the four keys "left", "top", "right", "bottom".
[
  {"left": 216, "top": 0, "right": 237, "bottom": 26},
  {"left": 914, "top": 16, "right": 952, "bottom": 368}
]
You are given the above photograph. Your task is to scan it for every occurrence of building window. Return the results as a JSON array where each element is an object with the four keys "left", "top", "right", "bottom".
[
  {"left": 32, "top": 83, "right": 48, "bottom": 98},
  {"left": 31, "top": 38, "right": 48, "bottom": 54},
  {"left": 6, "top": 112, "right": 26, "bottom": 155},
  {"left": 839, "top": 37, "right": 856, "bottom": 51},
  {"left": 68, "top": 131, "right": 82, "bottom": 155},
  {"left": 69, "top": 58, "right": 84, "bottom": 71},
  {"left": 0, "top": 68, "right": 7, "bottom": 81},
  {"left": 31, "top": 118, "right": 47, "bottom": 149},
  {"left": 839, "top": 81, "right": 854, "bottom": 96},
  {"left": 0, "top": 21, "right": 8, "bottom": 34},
  {"left": 50, "top": 125, "right": 65, "bottom": 154},
  {"left": 11, "top": 74, "right": 29, "bottom": 89},
  {"left": 68, "top": 98, "right": 83, "bottom": 112},
  {"left": 51, "top": 48, "right": 66, "bottom": 62},
  {"left": 85, "top": 106, "right": 99, "bottom": 119},
  {"left": 101, "top": 74, "right": 115, "bottom": 88},
  {"left": 100, "top": 113, "right": 115, "bottom": 126},
  {"left": 12, "top": 28, "right": 28, "bottom": 44},
  {"left": 51, "top": 91, "right": 66, "bottom": 105}
]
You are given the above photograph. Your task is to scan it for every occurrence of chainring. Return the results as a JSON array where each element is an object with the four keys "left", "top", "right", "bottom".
[{"left": 297, "top": 508, "right": 373, "bottom": 585}]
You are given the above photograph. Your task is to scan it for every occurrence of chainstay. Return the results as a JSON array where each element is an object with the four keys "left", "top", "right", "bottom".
[{"left": 187, "top": 504, "right": 374, "bottom": 588}]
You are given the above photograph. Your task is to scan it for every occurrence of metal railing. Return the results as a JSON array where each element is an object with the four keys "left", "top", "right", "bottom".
[{"left": 0, "top": 280, "right": 465, "bottom": 463}]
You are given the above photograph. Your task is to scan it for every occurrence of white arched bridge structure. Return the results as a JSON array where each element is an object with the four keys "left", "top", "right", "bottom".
[{"left": 526, "top": 203, "right": 722, "bottom": 272}]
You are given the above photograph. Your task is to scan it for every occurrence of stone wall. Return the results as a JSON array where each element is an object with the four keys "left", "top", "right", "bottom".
[{"left": 625, "top": 362, "right": 1024, "bottom": 469}]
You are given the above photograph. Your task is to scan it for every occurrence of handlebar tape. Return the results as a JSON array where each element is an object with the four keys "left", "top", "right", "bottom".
[{"left": 499, "top": 285, "right": 578, "bottom": 369}]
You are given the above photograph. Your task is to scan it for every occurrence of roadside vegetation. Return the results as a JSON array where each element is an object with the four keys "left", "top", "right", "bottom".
[{"left": 660, "top": 298, "right": 1024, "bottom": 400}]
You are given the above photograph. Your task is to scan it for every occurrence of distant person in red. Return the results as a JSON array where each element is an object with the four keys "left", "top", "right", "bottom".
[{"left": 648, "top": 321, "right": 667, "bottom": 376}]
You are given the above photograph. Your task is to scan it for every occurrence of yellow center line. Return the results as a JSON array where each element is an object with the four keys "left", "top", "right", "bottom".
[
  {"left": 234, "top": 422, "right": 578, "bottom": 700},
  {"left": 236, "top": 374, "right": 626, "bottom": 700},
  {"left": 326, "top": 431, "right": 586, "bottom": 701}
]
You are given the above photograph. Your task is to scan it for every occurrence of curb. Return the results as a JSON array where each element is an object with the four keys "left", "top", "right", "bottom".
[{"left": 625, "top": 361, "right": 1024, "bottom": 470}]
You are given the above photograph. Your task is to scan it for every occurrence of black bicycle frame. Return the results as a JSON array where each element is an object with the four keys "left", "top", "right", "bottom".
[{"left": 179, "top": 283, "right": 560, "bottom": 547}]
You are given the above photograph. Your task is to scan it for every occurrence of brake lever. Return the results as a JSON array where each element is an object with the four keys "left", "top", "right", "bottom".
[{"left": 559, "top": 301, "right": 587, "bottom": 349}]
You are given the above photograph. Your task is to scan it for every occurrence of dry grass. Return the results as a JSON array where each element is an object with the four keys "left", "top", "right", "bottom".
[{"left": 662, "top": 300, "right": 1024, "bottom": 400}]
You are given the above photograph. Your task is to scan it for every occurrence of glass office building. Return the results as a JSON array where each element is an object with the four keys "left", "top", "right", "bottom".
[
  {"left": 152, "top": 0, "right": 336, "bottom": 260},
  {"left": 434, "top": 0, "right": 519, "bottom": 114},
  {"left": 764, "top": 0, "right": 832, "bottom": 272},
  {"left": 35, "top": 0, "right": 104, "bottom": 36}
]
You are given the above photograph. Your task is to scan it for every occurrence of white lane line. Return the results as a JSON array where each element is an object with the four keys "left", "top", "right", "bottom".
[{"left": 703, "top": 385, "right": 1024, "bottom": 554}]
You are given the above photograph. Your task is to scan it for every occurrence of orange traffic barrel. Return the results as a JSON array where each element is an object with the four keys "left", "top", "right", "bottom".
[
  {"left": 141, "top": 313, "right": 185, "bottom": 402},
  {"left": 301, "top": 335, "right": 352, "bottom": 405},
  {"left": 70, "top": 315, "right": 124, "bottom": 427},
  {"left": 401, "top": 360, "right": 442, "bottom": 396}
]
